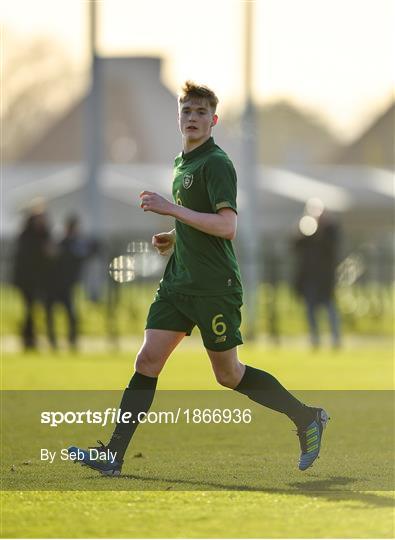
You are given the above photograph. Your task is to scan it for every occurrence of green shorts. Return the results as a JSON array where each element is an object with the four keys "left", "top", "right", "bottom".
[{"left": 146, "top": 285, "right": 243, "bottom": 351}]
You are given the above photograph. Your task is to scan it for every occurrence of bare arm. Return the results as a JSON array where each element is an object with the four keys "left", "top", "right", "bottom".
[
  {"left": 172, "top": 205, "right": 236, "bottom": 240},
  {"left": 140, "top": 191, "right": 237, "bottom": 240}
]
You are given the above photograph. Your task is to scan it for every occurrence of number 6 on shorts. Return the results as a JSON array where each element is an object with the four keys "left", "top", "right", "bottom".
[{"left": 211, "top": 314, "right": 227, "bottom": 336}]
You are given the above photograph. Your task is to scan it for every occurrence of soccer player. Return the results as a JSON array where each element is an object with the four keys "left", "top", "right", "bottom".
[{"left": 69, "top": 81, "right": 329, "bottom": 476}]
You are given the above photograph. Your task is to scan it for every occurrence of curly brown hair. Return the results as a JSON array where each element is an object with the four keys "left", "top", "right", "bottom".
[{"left": 178, "top": 81, "right": 219, "bottom": 112}]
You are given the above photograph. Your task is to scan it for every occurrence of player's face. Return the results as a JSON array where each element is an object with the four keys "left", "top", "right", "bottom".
[{"left": 178, "top": 98, "right": 218, "bottom": 145}]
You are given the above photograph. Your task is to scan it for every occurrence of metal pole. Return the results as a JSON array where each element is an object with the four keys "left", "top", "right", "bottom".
[
  {"left": 240, "top": 0, "right": 259, "bottom": 340},
  {"left": 84, "top": 0, "right": 102, "bottom": 237},
  {"left": 82, "top": 1, "right": 107, "bottom": 307}
]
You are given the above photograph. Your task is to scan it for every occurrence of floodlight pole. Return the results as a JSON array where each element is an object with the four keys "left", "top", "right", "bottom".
[
  {"left": 241, "top": 0, "right": 259, "bottom": 340},
  {"left": 84, "top": 0, "right": 103, "bottom": 237}
]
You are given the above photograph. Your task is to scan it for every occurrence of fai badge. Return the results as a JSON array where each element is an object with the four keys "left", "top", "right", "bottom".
[{"left": 183, "top": 173, "right": 194, "bottom": 189}]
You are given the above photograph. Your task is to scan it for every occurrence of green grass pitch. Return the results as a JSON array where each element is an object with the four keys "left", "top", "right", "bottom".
[{"left": 1, "top": 340, "right": 394, "bottom": 538}]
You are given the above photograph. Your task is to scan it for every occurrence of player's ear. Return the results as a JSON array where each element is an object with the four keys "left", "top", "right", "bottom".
[{"left": 211, "top": 114, "right": 218, "bottom": 127}]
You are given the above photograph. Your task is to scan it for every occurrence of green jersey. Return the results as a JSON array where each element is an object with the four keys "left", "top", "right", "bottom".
[{"left": 161, "top": 137, "right": 243, "bottom": 296}]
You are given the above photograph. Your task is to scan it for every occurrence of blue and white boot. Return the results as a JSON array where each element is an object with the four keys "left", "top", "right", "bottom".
[
  {"left": 297, "top": 408, "right": 329, "bottom": 471},
  {"left": 68, "top": 440, "right": 123, "bottom": 476}
]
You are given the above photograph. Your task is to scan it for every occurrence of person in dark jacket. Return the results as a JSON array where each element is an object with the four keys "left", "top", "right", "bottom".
[
  {"left": 293, "top": 203, "right": 341, "bottom": 348},
  {"left": 51, "top": 215, "right": 93, "bottom": 350},
  {"left": 13, "top": 208, "right": 56, "bottom": 350}
]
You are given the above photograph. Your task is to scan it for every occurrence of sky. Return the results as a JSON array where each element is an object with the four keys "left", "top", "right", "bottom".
[{"left": 2, "top": 0, "right": 394, "bottom": 142}]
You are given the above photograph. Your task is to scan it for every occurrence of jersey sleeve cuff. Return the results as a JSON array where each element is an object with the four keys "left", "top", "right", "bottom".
[{"left": 215, "top": 201, "right": 238, "bottom": 214}]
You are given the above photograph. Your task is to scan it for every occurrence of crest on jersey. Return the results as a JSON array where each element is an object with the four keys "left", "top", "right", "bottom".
[{"left": 183, "top": 173, "right": 194, "bottom": 189}]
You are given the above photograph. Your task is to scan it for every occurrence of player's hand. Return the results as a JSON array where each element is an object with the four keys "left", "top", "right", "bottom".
[
  {"left": 152, "top": 231, "right": 175, "bottom": 256},
  {"left": 140, "top": 191, "right": 174, "bottom": 216}
]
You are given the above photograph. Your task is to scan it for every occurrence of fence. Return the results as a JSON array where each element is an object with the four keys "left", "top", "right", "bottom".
[{"left": 1, "top": 233, "right": 393, "bottom": 348}]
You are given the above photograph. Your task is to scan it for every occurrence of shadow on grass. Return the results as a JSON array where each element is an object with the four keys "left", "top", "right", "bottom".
[{"left": 89, "top": 472, "right": 394, "bottom": 509}]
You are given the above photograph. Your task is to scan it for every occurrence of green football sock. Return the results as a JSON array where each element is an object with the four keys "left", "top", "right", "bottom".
[
  {"left": 235, "top": 365, "right": 315, "bottom": 427},
  {"left": 107, "top": 371, "right": 157, "bottom": 461}
]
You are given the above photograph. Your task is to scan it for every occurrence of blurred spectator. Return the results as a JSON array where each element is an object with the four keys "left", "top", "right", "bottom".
[
  {"left": 51, "top": 215, "right": 95, "bottom": 350},
  {"left": 13, "top": 202, "right": 56, "bottom": 351},
  {"left": 292, "top": 199, "right": 341, "bottom": 349}
]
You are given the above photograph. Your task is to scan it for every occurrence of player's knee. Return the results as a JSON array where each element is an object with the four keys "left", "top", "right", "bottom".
[{"left": 134, "top": 348, "right": 163, "bottom": 377}]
